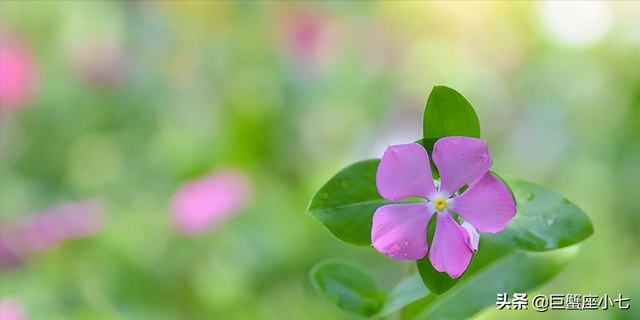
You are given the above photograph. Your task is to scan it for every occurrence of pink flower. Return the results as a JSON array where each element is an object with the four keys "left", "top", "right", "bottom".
[
  {"left": 20, "top": 200, "right": 104, "bottom": 251},
  {"left": 279, "top": 8, "right": 340, "bottom": 74},
  {"left": 171, "top": 169, "right": 253, "bottom": 235},
  {"left": 0, "top": 33, "right": 39, "bottom": 110},
  {"left": 0, "top": 297, "right": 26, "bottom": 320},
  {"left": 0, "top": 200, "right": 103, "bottom": 270},
  {"left": 0, "top": 231, "right": 23, "bottom": 270},
  {"left": 371, "top": 137, "right": 516, "bottom": 278}
]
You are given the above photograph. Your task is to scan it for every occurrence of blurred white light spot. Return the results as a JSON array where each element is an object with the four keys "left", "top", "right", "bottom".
[{"left": 540, "top": 1, "right": 613, "bottom": 47}]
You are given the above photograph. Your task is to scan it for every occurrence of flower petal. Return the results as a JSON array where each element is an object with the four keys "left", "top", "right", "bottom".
[
  {"left": 432, "top": 137, "right": 492, "bottom": 195},
  {"left": 429, "top": 213, "right": 473, "bottom": 279},
  {"left": 460, "top": 221, "right": 480, "bottom": 252},
  {"left": 453, "top": 172, "right": 516, "bottom": 233},
  {"left": 371, "top": 203, "right": 433, "bottom": 260},
  {"left": 376, "top": 143, "right": 436, "bottom": 201}
]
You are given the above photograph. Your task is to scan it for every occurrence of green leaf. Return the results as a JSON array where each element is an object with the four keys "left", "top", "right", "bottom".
[
  {"left": 423, "top": 86, "right": 481, "bottom": 140},
  {"left": 402, "top": 238, "right": 514, "bottom": 317},
  {"left": 377, "top": 273, "right": 430, "bottom": 317},
  {"left": 307, "top": 159, "right": 388, "bottom": 245},
  {"left": 486, "top": 179, "right": 594, "bottom": 251},
  {"left": 409, "top": 245, "right": 579, "bottom": 320},
  {"left": 309, "top": 260, "right": 385, "bottom": 317}
]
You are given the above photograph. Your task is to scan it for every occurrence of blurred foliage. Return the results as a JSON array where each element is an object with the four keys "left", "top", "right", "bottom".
[{"left": 0, "top": 1, "right": 638, "bottom": 319}]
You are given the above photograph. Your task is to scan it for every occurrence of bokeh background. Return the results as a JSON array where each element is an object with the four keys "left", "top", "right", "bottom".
[{"left": 0, "top": 1, "right": 638, "bottom": 319}]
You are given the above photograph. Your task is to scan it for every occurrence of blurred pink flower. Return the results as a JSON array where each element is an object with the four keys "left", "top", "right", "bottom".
[
  {"left": 171, "top": 169, "right": 253, "bottom": 235},
  {"left": 279, "top": 8, "right": 341, "bottom": 73},
  {"left": 0, "top": 297, "right": 26, "bottom": 320},
  {"left": 0, "top": 230, "right": 23, "bottom": 270},
  {"left": 20, "top": 200, "right": 104, "bottom": 251},
  {"left": 0, "top": 32, "right": 40, "bottom": 110},
  {"left": 1, "top": 200, "right": 103, "bottom": 270}
]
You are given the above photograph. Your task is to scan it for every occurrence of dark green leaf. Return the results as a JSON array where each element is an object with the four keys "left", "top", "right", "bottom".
[
  {"left": 309, "top": 260, "right": 385, "bottom": 317},
  {"left": 307, "top": 159, "right": 388, "bottom": 245},
  {"left": 411, "top": 246, "right": 579, "bottom": 319},
  {"left": 486, "top": 179, "right": 594, "bottom": 251},
  {"left": 423, "top": 86, "right": 481, "bottom": 140},
  {"left": 415, "top": 138, "right": 440, "bottom": 179},
  {"left": 416, "top": 256, "right": 459, "bottom": 295}
]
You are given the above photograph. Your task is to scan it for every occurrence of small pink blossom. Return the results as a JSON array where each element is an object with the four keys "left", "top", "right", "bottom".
[
  {"left": 0, "top": 33, "right": 39, "bottom": 110},
  {"left": 371, "top": 137, "right": 516, "bottom": 278},
  {"left": 0, "top": 297, "right": 26, "bottom": 320},
  {"left": 171, "top": 169, "right": 253, "bottom": 235}
]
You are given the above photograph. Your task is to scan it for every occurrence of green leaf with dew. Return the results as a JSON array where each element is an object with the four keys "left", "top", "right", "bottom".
[{"left": 486, "top": 179, "right": 594, "bottom": 251}]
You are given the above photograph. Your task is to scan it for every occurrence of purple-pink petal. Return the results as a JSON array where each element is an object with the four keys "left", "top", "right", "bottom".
[
  {"left": 376, "top": 143, "right": 435, "bottom": 201},
  {"left": 429, "top": 213, "right": 473, "bottom": 279},
  {"left": 432, "top": 137, "right": 492, "bottom": 195},
  {"left": 453, "top": 172, "right": 516, "bottom": 233},
  {"left": 460, "top": 221, "right": 480, "bottom": 252},
  {"left": 371, "top": 203, "right": 432, "bottom": 260}
]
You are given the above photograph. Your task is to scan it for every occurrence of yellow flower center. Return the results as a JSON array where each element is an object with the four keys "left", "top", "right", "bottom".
[{"left": 434, "top": 196, "right": 448, "bottom": 212}]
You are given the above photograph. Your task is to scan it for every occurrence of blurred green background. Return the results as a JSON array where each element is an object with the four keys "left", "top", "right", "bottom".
[{"left": 0, "top": 1, "right": 638, "bottom": 319}]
